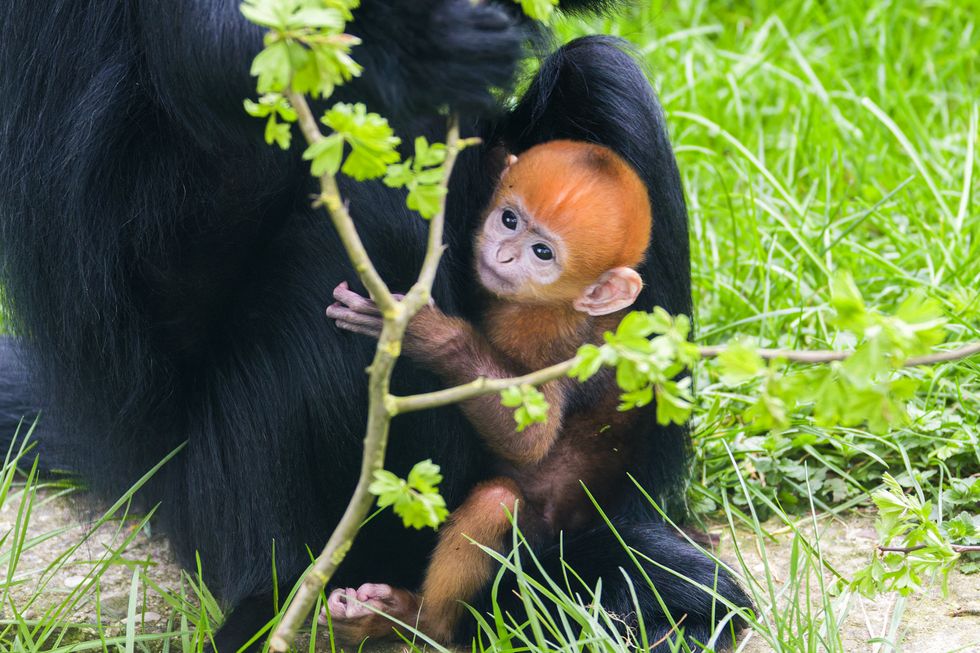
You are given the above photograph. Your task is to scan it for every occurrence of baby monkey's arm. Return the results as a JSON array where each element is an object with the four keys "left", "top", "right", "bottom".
[{"left": 327, "top": 282, "right": 567, "bottom": 465}]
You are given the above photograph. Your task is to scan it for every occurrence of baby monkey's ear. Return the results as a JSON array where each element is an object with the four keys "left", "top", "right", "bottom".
[
  {"left": 499, "top": 153, "right": 518, "bottom": 181},
  {"left": 572, "top": 268, "right": 643, "bottom": 316}
]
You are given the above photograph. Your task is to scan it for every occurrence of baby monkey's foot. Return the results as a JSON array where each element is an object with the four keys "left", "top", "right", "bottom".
[
  {"left": 320, "top": 583, "right": 421, "bottom": 645},
  {"left": 323, "top": 583, "right": 393, "bottom": 621}
]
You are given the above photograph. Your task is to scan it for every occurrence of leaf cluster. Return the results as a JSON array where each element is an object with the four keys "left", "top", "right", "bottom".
[
  {"left": 304, "top": 103, "right": 401, "bottom": 180},
  {"left": 242, "top": 0, "right": 404, "bottom": 183},
  {"left": 242, "top": 0, "right": 361, "bottom": 99},
  {"left": 383, "top": 137, "right": 448, "bottom": 219},
  {"left": 710, "top": 271, "right": 946, "bottom": 435},
  {"left": 847, "top": 473, "right": 975, "bottom": 597},
  {"left": 570, "top": 307, "right": 699, "bottom": 426},
  {"left": 368, "top": 460, "right": 449, "bottom": 530}
]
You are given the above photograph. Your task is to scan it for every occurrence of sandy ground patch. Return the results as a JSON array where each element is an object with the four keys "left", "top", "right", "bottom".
[{"left": 729, "top": 512, "right": 980, "bottom": 652}]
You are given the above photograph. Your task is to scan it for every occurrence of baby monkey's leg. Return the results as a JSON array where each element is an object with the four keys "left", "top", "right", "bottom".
[
  {"left": 321, "top": 478, "right": 523, "bottom": 646},
  {"left": 419, "top": 477, "right": 523, "bottom": 643}
]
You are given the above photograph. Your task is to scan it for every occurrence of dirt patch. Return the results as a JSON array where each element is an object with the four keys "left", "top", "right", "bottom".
[
  {"left": 2, "top": 489, "right": 977, "bottom": 652},
  {"left": 0, "top": 487, "right": 187, "bottom": 645},
  {"left": 731, "top": 512, "right": 980, "bottom": 652}
]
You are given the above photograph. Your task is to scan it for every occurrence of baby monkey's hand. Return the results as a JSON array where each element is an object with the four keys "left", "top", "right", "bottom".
[
  {"left": 326, "top": 281, "right": 403, "bottom": 339},
  {"left": 328, "top": 281, "right": 468, "bottom": 367}
]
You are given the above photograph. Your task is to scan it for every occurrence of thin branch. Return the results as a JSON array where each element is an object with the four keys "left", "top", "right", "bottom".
[
  {"left": 878, "top": 544, "right": 980, "bottom": 554},
  {"left": 699, "top": 341, "right": 980, "bottom": 366},
  {"left": 390, "top": 359, "right": 575, "bottom": 415},
  {"left": 268, "top": 111, "right": 464, "bottom": 653},
  {"left": 402, "top": 115, "right": 463, "bottom": 315},
  {"left": 905, "top": 342, "right": 980, "bottom": 366},
  {"left": 285, "top": 89, "right": 396, "bottom": 313},
  {"left": 269, "top": 321, "right": 398, "bottom": 652},
  {"left": 391, "top": 341, "right": 980, "bottom": 416}
]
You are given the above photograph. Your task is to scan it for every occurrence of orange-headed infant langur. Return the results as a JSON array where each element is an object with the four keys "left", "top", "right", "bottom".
[{"left": 324, "top": 140, "right": 653, "bottom": 644}]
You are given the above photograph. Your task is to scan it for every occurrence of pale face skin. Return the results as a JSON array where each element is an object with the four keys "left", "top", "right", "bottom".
[
  {"left": 475, "top": 201, "right": 564, "bottom": 298},
  {"left": 475, "top": 200, "right": 642, "bottom": 315}
]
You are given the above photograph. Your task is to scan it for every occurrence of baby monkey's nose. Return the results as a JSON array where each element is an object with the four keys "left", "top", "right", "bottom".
[{"left": 496, "top": 245, "right": 517, "bottom": 264}]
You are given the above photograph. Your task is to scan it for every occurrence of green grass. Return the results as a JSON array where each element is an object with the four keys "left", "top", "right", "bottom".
[
  {"left": 558, "top": 0, "right": 979, "bottom": 522},
  {"left": 1, "top": 1, "right": 978, "bottom": 651}
]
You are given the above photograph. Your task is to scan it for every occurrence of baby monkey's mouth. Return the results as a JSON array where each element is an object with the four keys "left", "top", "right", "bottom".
[{"left": 476, "top": 257, "right": 516, "bottom": 295}]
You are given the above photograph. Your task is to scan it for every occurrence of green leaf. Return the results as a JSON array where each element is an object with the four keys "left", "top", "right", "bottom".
[
  {"left": 654, "top": 378, "right": 694, "bottom": 425},
  {"left": 412, "top": 137, "right": 447, "bottom": 168},
  {"left": 288, "top": 7, "right": 345, "bottom": 30},
  {"left": 303, "top": 133, "right": 344, "bottom": 177},
  {"left": 619, "top": 385, "right": 653, "bottom": 411},
  {"left": 324, "top": 0, "right": 360, "bottom": 21},
  {"left": 383, "top": 161, "right": 414, "bottom": 189},
  {"left": 406, "top": 183, "right": 447, "bottom": 220},
  {"left": 500, "top": 386, "right": 523, "bottom": 408},
  {"left": 569, "top": 344, "right": 604, "bottom": 382},
  {"left": 244, "top": 93, "right": 296, "bottom": 122},
  {"left": 944, "top": 512, "right": 978, "bottom": 542},
  {"left": 716, "top": 340, "right": 765, "bottom": 385},
  {"left": 830, "top": 270, "right": 868, "bottom": 333},
  {"left": 615, "top": 360, "right": 644, "bottom": 392},
  {"left": 243, "top": 98, "right": 272, "bottom": 118},
  {"left": 415, "top": 167, "right": 445, "bottom": 185},
  {"left": 369, "top": 462, "right": 448, "bottom": 530},
  {"left": 616, "top": 309, "right": 671, "bottom": 339},
  {"left": 745, "top": 379, "right": 789, "bottom": 431},
  {"left": 290, "top": 36, "right": 363, "bottom": 98},
  {"left": 322, "top": 103, "right": 401, "bottom": 180},
  {"left": 810, "top": 366, "right": 848, "bottom": 426},
  {"left": 500, "top": 384, "right": 549, "bottom": 431},
  {"left": 893, "top": 291, "right": 947, "bottom": 352},
  {"left": 251, "top": 40, "right": 292, "bottom": 94},
  {"left": 842, "top": 336, "right": 889, "bottom": 384},
  {"left": 264, "top": 119, "right": 292, "bottom": 150},
  {"left": 368, "top": 470, "right": 406, "bottom": 509},
  {"left": 394, "top": 488, "right": 448, "bottom": 530},
  {"left": 406, "top": 459, "right": 443, "bottom": 494},
  {"left": 381, "top": 137, "right": 450, "bottom": 217},
  {"left": 240, "top": 0, "right": 285, "bottom": 30}
]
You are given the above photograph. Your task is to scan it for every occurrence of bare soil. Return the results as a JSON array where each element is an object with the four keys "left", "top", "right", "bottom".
[{"left": 732, "top": 513, "right": 980, "bottom": 653}]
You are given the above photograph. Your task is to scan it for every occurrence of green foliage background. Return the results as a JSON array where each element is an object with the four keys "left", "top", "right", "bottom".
[{"left": 559, "top": 1, "right": 979, "bottom": 535}]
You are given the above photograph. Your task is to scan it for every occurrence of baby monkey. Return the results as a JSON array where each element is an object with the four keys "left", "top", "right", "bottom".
[{"left": 324, "top": 140, "right": 652, "bottom": 644}]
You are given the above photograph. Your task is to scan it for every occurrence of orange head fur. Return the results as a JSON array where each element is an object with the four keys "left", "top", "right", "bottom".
[{"left": 493, "top": 140, "right": 652, "bottom": 297}]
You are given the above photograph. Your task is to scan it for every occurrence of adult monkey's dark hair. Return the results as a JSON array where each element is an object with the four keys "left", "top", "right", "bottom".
[{"left": 0, "top": 1, "right": 750, "bottom": 650}]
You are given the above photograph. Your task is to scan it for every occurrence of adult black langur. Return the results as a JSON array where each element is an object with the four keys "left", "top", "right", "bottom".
[{"left": 0, "top": 1, "right": 750, "bottom": 650}]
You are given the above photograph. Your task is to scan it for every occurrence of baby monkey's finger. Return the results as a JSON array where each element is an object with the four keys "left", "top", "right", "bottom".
[
  {"left": 335, "top": 320, "right": 382, "bottom": 338},
  {"left": 332, "top": 281, "right": 381, "bottom": 315},
  {"left": 327, "top": 303, "right": 383, "bottom": 328}
]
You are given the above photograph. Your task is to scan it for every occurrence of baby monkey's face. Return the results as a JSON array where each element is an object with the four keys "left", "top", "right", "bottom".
[
  {"left": 475, "top": 199, "right": 566, "bottom": 301},
  {"left": 472, "top": 141, "right": 649, "bottom": 316}
]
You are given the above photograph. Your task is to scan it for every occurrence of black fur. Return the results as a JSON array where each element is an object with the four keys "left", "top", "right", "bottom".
[
  {"left": 0, "top": 1, "right": 749, "bottom": 650},
  {"left": 0, "top": 337, "right": 57, "bottom": 465}
]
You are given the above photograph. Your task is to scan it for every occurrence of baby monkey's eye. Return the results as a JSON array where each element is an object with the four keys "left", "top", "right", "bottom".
[
  {"left": 501, "top": 209, "right": 518, "bottom": 230},
  {"left": 531, "top": 243, "right": 554, "bottom": 261}
]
